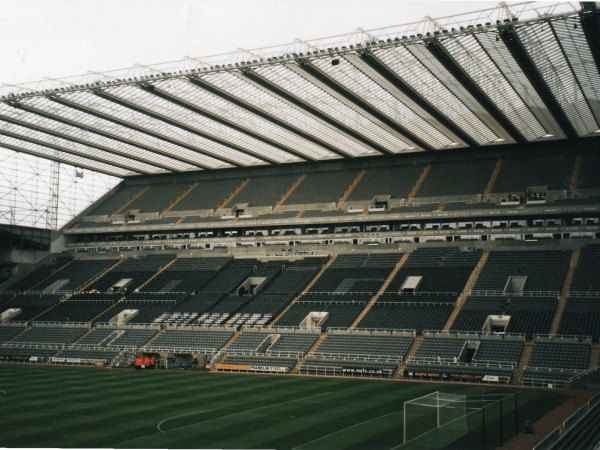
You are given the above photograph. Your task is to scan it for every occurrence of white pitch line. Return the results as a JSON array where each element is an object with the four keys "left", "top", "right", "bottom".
[
  {"left": 0, "top": 390, "right": 6, "bottom": 395},
  {"left": 157, "top": 410, "right": 214, "bottom": 433},
  {"left": 293, "top": 411, "right": 396, "bottom": 450},
  {"left": 106, "top": 390, "right": 333, "bottom": 448}
]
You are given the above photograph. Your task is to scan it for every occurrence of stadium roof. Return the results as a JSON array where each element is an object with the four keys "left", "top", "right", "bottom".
[{"left": 1, "top": 1, "right": 599, "bottom": 178}]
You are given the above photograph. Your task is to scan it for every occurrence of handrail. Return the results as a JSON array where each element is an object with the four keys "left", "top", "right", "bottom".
[
  {"left": 309, "top": 351, "right": 403, "bottom": 363},
  {"left": 407, "top": 356, "right": 516, "bottom": 369},
  {"left": 468, "top": 290, "right": 560, "bottom": 297}
]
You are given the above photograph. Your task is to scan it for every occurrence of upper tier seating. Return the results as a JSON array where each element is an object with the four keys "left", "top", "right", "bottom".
[
  {"left": 275, "top": 301, "right": 365, "bottom": 329},
  {"left": 452, "top": 296, "right": 557, "bottom": 338},
  {"left": 345, "top": 164, "right": 425, "bottom": 202},
  {"left": 578, "top": 151, "right": 600, "bottom": 190},
  {"left": 225, "top": 173, "right": 300, "bottom": 207},
  {"left": 33, "top": 259, "right": 119, "bottom": 293},
  {"left": 473, "top": 250, "right": 571, "bottom": 293},
  {"left": 283, "top": 169, "right": 359, "bottom": 205},
  {"left": 89, "top": 254, "right": 175, "bottom": 292},
  {"left": 414, "top": 158, "right": 497, "bottom": 198},
  {"left": 93, "top": 300, "right": 178, "bottom": 324},
  {"left": 310, "top": 253, "right": 402, "bottom": 294},
  {"left": 492, "top": 152, "right": 575, "bottom": 193},
  {"left": 569, "top": 245, "right": 600, "bottom": 293},
  {"left": 87, "top": 185, "right": 143, "bottom": 216},
  {"left": 120, "top": 182, "right": 193, "bottom": 213},
  {"left": 2, "top": 294, "right": 64, "bottom": 322},
  {"left": 6, "top": 257, "right": 72, "bottom": 292},
  {"left": 384, "top": 248, "right": 481, "bottom": 295},
  {"left": 170, "top": 177, "right": 246, "bottom": 212},
  {"left": 32, "top": 299, "right": 115, "bottom": 323},
  {"left": 140, "top": 257, "right": 229, "bottom": 294}
]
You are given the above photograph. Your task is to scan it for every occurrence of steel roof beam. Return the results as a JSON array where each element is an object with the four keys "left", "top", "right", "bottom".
[
  {"left": 0, "top": 142, "right": 126, "bottom": 178},
  {"left": 139, "top": 83, "right": 311, "bottom": 162},
  {"left": 426, "top": 38, "right": 528, "bottom": 145},
  {"left": 48, "top": 95, "right": 242, "bottom": 168},
  {"left": 0, "top": 129, "right": 145, "bottom": 175},
  {"left": 580, "top": 3, "right": 600, "bottom": 76},
  {"left": 240, "top": 69, "right": 389, "bottom": 156},
  {"left": 188, "top": 76, "right": 350, "bottom": 159},
  {"left": 291, "top": 62, "right": 431, "bottom": 152},
  {"left": 500, "top": 26, "right": 579, "bottom": 140},
  {"left": 353, "top": 52, "right": 479, "bottom": 148},
  {"left": 0, "top": 111, "right": 176, "bottom": 172},
  {"left": 93, "top": 90, "right": 278, "bottom": 165},
  {"left": 8, "top": 101, "right": 208, "bottom": 170}
]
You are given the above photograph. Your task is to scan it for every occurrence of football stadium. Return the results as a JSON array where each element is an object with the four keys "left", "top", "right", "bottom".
[{"left": 1, "top": 1, "right": 600, "bottom": 448}]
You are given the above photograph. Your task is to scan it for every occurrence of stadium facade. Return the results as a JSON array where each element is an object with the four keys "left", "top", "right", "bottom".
[{"left": 0, "top": 0, "right": 599, "bottom": 416}]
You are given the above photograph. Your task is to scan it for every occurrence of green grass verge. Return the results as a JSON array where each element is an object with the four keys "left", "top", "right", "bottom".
[{"left": 0, "top": 366, "right": 567, "bottom": 449}]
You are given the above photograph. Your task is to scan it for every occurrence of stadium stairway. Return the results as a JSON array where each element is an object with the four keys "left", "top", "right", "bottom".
[
  {"left": 111, "top": 349, "right": 134, "bottom": 368},
  {"left": 112, "top": 185, "right": 149, "bottom": 217},
  {"left": 589, "top": 344, "right": 600, "bottom": 370},
  {"left": 407, "top": 164, "right": 431, "bottom": 202},
  {"left": 271, "top": 255, "right": 337, "bottom": 324},
  {"left": 291, "top": 332, "right": 327, "bottom": 374},
  {"left": 568, "top": 153, "right": 583, "bottom": 197},
  {"left": 77, "top": 259, "right": 124, "bottom": 293},
  {"left": 206, "top": 330, "right": 242, "bottom": 369},
  {"left": 348, "top": 252, "right": 410, "bottom": 330},
  {"left": 395, "top": 336, "right": 424, "bottom": 378},
  {"left": 135, "top": 256, "right": 178, "bottom": 291},
  {"left": 141, "top": 329, "right": 165, "bottom": 350},
  {"left": 512, "top": 341, "right": 534, "bottom": 385},
  {"left": 442, "top": 251, "right": 490, "bottom": 332},
  {"left": 338, "top": 169, "right": 366, "bottom": 204},
  {"left": 482, "top": 158, "right": 503, "bottom": 199},
  {"left": 549, "top": 250, "right": 580, "bottom": 336},
  {"left": 217, "top": 178, "right": 251, "bottom": 212},
  {"left": 27, "top": 259, "right": 74, "bottom": 292},
  {"left": 163, "top": 182, "right": 199, "bottom": 214},
  {"left": 276, "top": 174, "right": 305, "bottom": 207}
]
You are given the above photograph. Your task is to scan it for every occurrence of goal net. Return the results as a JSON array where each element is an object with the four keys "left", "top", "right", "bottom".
[{"left": 403, "top": 391, "right": 468, "bottom": 446}]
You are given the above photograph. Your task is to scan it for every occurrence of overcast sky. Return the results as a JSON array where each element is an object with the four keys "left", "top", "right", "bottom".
[{"left": 0, "top": 0, "right": 501, "bottom": 86}]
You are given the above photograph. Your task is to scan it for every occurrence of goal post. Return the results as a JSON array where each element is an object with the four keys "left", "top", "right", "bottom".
[{"left": 403, "top": 391, "right": 468, "bottom": 445}]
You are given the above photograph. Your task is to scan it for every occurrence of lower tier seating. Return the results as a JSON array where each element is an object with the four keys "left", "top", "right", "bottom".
[
  {"left": 357, "top": 303, "right": 454, "bottom": 334},
  {"left": 312, "top": 334, "right": 414, "bottom": 361}
]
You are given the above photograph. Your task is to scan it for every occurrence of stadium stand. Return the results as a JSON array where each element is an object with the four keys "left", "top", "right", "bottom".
[
  {"left": 282, "top": 168, "right": 359, "bottom": 205},
  {"left": 344, "top": 164, "right": 425, "bottom": 202},
  {"left": 414, "top": 158, "right": 497, "bottom": 198}
]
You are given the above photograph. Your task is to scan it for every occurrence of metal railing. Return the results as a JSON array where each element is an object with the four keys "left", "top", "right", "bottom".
[{"left": 309, "top": 351, "right": 402, "bottom": 363}]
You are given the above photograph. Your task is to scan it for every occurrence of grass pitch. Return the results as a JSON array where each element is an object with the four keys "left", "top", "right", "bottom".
[{"left": 0, "top": 366, "right": 566, "bottom": 449}]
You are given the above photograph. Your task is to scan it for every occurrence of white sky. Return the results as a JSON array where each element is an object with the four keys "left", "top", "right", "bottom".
[{"left": 0, "top": 0, "right": 499, "bottom": 86}]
